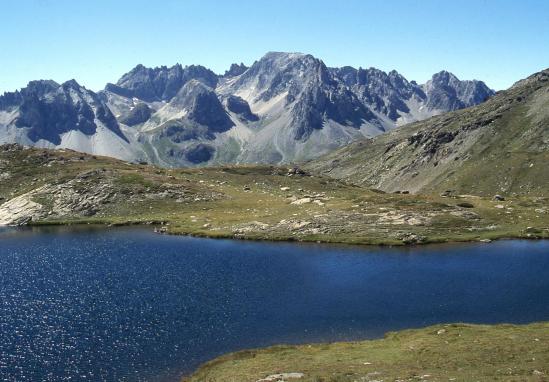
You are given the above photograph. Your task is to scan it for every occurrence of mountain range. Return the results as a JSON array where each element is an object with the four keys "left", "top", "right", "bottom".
[{"left": 0, "top": 52, "right": 494, "bottom": 166}]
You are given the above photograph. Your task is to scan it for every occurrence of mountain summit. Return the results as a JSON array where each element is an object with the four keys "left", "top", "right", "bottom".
[{"left": 0, "top": 52, "right": 494, "bottom": 166}]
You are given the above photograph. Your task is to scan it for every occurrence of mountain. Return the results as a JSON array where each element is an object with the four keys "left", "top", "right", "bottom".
[
  {"left": 331, "top": 67, "right": 493, "bottom": 125},
  {"left": 306, "top": 69, "right": 549, "bottom": 197},
  {"left": 0, "top": 80, "right": 144, "bottom": 161},
  {"left": 0, "top": 52, "right": 494, "bottom": 166},
  {"left": 104, "top": 63, "right": 218, "bottom": 102},
  {"left": 423, "top": 70, "right": 494, "bottom": 111}
]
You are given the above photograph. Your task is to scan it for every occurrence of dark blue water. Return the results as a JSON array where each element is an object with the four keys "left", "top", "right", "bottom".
[{"left": 1, "top": 226, "right": 549, "bottom": 381}]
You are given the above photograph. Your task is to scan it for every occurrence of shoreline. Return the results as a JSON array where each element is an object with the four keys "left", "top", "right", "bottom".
[
  {"left": 19, "top": 219, "right": 549, "bottom": 247},
  {"left": 183, "top": 321, "right": 549, "bottom": 381}
]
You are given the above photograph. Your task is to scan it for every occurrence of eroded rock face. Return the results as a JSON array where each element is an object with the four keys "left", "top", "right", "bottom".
[
  {"left": 331, "top": 66, "right": 427, "bottom": 121},
  {"left": 185, "top": 144, "right": 215, "bottom": 164},
  {"left": 0, "top": 193, "right": 45, "bottom": 225}
]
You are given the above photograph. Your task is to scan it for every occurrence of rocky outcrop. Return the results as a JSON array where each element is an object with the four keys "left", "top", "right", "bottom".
[
  {"left": 256, "top": 373, "right": 304, "bottom": 382},
  {"left": 224, "top": 95, "right": 258, "bottom": 121},
  {"left": 170, "top": 80, "right": 234, "bottom": 133},
  {"left": 119, "top": 103, "right": 152, "bottom": 126},
  {"left": 0, "top": 164, "right": 224, "bottom": 225},
  {"left": 0, "top": 192, "right": 45, "bottom": 225},
  {"left": 185, "top": 143, "right": 215, "bottom": 163}
]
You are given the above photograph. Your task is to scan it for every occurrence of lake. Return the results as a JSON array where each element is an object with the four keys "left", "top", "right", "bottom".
[{"left": 1, "top": 226, "right": 548, "bottom": 381}]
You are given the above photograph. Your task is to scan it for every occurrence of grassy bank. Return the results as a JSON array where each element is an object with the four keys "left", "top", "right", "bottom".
[{"left": 184, "top": 322, "right": 549, "bottom": 382}]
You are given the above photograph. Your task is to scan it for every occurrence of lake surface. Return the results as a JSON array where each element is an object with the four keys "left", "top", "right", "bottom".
[{"left": 1, "top": 226, "right": 548, "bottom": 381}]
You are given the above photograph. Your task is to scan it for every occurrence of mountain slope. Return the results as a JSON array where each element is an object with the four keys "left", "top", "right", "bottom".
[{"left": 307, "top": 69, "right": 549, "bottom": 197}]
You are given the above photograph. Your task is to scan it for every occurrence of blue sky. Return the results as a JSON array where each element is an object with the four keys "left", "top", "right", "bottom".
[{"left": 1, "top": 0, "right": 548, "bottom": 93}]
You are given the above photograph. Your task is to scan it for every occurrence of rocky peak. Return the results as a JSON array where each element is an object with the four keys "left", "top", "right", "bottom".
[
  {"left": 429, "top": 70, "right": 459, "bottom": 84},
  {"left": 423, "top": 71, "right": 494, "bottom": 111},
  {"left": 108, "top": 63, "right": 219, "bottom": 102},
  {"left": 8, "top": 80, "right": 127, "bottom": 144},
  {"left": 231, "top": 52, "right": 329, "bottom": 103},
  {"left": 0, "top": 80, "right": 60, "bottom": 110},
  {"left": 223, "top": 63, "right": 248, "bottom": 77},
  {"left": 221, "top": 52, "right": 378, "bottom": 140},
  {"left": 331, "top": 66, "right": 425, "bottom": 121},
  {"left": 61, "top": 79, "right": 82, "bottom": 90}
]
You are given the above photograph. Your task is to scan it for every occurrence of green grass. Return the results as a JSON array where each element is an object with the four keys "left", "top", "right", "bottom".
[{"left": 185, "top": 322, "right": 549, "bottom": 382}]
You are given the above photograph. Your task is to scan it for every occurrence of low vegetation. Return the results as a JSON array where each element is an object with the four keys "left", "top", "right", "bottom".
[
  {"left": 0, "top": 144, "right": 548, "bottom": 245},
  {"left": 184, "top": 322, "right": 549, "bottom": 382}
]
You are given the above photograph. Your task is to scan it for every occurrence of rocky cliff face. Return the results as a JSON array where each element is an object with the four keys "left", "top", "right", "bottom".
[{"left": 0, "top": 52, "right": 495, "bottom": 166}]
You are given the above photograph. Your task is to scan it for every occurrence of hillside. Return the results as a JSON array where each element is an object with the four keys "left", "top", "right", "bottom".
[
  {"left": 0, "top": 144, "right": 548, "bottom": 244},
  {"left": 307, "top": 69, "right": 549, "bottom": 197}
]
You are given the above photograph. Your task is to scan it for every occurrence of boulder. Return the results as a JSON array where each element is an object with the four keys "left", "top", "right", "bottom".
[{"left": 291, "top": 198, "right": 312, "bottom": 205}]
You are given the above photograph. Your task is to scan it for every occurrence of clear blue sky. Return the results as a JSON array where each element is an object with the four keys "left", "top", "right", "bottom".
[{"left": 1, "top": 0, "right": 548, "bottom": 93}]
